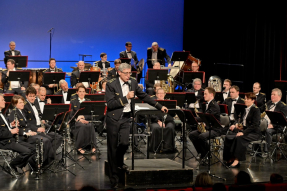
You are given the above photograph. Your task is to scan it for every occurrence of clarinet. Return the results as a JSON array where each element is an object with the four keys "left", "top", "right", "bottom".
[
  {"left": 35, "top": 138, "right": 40, "bottom": 180},
  {"left": 40, "top": 138, "right": 44, "bottom": 167},
  {"left": 14, "top": 109, "right": 19, "bottom": 143}
]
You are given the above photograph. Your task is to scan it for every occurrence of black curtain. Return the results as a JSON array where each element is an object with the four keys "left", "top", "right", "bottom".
[{"left": 183, "top": 1, "right": 287, "bottom": 100}]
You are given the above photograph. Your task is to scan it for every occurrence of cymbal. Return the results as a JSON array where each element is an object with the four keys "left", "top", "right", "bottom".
[
  {"left": 137, "top": 58, "right": 145, "bottom": 74},
  {"left": 70, "top": 66, "right": 77, "bottom": 70}
]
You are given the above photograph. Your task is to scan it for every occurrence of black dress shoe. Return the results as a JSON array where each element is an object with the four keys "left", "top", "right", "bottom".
[{"left": 229, "top": 162, "right": 240, "bottom": 168}]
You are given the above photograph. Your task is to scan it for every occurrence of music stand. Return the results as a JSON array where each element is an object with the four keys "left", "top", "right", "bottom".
[
  {"left": 42, "top": 104, "right": 71, "bottom": 121},
  {"left": 183, "top": 71, "right": 205, "bottom": 84},
  {"left": 239, "top": 92, "right": 246, "bottom": 99},
  {"left": 265, "top": 111, "right": 287, "bottom": 162},
  {"left": 185, "top": 92, "right": 197, "bottom": 108},
  {"left": 219, "top": 104, "right": 229, "bottom": 114},
  {"left": 46, "top": 95, "right": 63, "bottom": 104},
  {"left": 7, "top": 56, "right": 28, "bottom": 68},
  {"left": 66, "top": 88, "right": 90, "bottom": 101},
  {"left": 2, "top": 102, "right": 10, "bottom": 115},
  {"left": 155, "top": 100, "right": 176, "bottom": 109},
  {"left": 215, "top": 92, "right": 224, "bottom": 103},
  {"left": 85, "top": 94, "right": 105, "bottom": 101},
  {"left": 46, "top": 112, "right": 65, "bottom": 133},
  {"left": 119, "top": 58, "right": 131, "bottom": 64},
  {"left": 9, "top": 71, "right": 30, "bottom": 87},
  {"left": 171, "top": 51, "right": 189, "bottom": 62},
  {"left": 147, "top": 69, "right": 168, "bottom": 81},
  {"left": 197, "top": 112, "right": 228, "bottom": 179},
  {"left": 165, "top": 92, "right": 186, "bottom": 108},
  {"left": 4, "top": 94, "right": 14, "bottom": 102},
  {"left": 43, "top": 72, "right": 66, "bottom": 94},
  {"left": 79, "top": 71, "right": 100, "bottom": 87},
  {"left": 131, "top": 71, "right": 137, "bottom": 78}
]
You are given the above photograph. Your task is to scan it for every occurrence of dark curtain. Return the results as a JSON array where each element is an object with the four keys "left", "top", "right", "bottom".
[{"left": 183, "top": 1, "right": 287, "bottom": 100}]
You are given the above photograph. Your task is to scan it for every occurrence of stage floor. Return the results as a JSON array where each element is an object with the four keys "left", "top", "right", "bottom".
[{"left": 0, "top": 134, "right": 286, "bottom": 190}]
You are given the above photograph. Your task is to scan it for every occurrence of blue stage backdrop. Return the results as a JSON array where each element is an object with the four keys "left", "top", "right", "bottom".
[{"left": 0, "top": 0, "right": 183, "bottom": 85}]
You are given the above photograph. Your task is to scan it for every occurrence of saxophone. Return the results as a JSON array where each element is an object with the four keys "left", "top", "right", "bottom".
[{"left": 194, "top": 100, "right": 206, "bottom": 133}]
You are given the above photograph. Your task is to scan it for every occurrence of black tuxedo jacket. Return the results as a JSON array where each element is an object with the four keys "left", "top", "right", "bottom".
[
  {"left": 256, "top": 92, "right": 266, "bottom": 112},
  {"left": 147, "top": 47, "right": 171, "bottom": 68},
  {"left": 55, "top": 89, "right": 65, "bottom": 103},
  {"left": 107, "top": 68, "right": 119, "bottom": 80},
  {"left": 1, "top": 69, "right": 29, "bottom": 91},
  {"left": 42, "top": 68, "right": 63, "bottom": 91},
  {"left": 119, "top": 51, "right": 139, "bottom": 65},
  {"left": 8, "top": 108, "right": 31, "bottom": 136},
  {"left": 266, "top": 100, "right": 287, "bottom": 130},
  {"left": 23, "top": 100, "right": 42, "bottom": 132},
  {"left": 240, "top": 105, "right": 261, "bottom": 136},
  {"left": 4, "top": 50, "right": 21, "bottom": 65},
  {"left": 69, "top": 98, "right": 91, "bottom": 119},
  {"left": 0, "top": 114, "right": 14, "bottom": 146},
  {"left": 95, "top": 61, "right": 110, "bottom": 69},
  {"left": 70, "top": 69, "right": 89, "bottom": 88},
  {"left": 222, "top": 97, "right": 245, "bottom": 122},
  {"left": 105, "top": 77, "right": 163, "bottom": 121}
]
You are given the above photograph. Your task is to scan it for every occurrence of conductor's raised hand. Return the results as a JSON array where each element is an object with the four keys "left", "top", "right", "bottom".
[
  {"left": 126, "top": 91, "right": 134, "bottom": 99},
  {"left": 161, "top": 106, "right": 168, "bottom": 113}
]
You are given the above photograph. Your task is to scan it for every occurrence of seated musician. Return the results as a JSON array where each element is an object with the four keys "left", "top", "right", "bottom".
[
  {"left": 107, "top": 59, "right": 121, "bottom": 80},
  {"left": 222, "top": 85, "right": 244, "bottom": 125},
  {"left": 222, "top": 79, "right": 232, "bottom": 100},
  {"left": 191, "top": 61, "right": 200, "bottom": 72},
  {"left": 42, "top": 58, "right": 63, "bottom": 95},
  {"left": 186, "top": 78, "right": 204, "bottom": 112},
  {"left": 70, "top": 61, "right": 88, "bottom": 88},
  {"left": 188, "top": 87, "right": 221, "bottom": 160},
  {"left": 149, "top": 88, "right": 176, "bottom": 153},
  {"left": 223, "top": 92, "right": 261, "bottom": 168},
  {"left": 98, "top": 79, "right": 107, "bottom": 93},
  {"left": 147, "top": 42, "right": 171, "bottom": 68},
  {"left": 119, "top": 42, "right": 139, "bottom": 65},
  {"left": 70, "top": 85, "right": 97, "bottom": 154},
  {"left": 56, "top": 79, "right": 70, "bottom": 104},
  {"left": 0, "top": 93, "right": 35, "bottom": 176},
  {"left": 9, "top": 95, "right": 55, "bottom": 166},
  {"left": 23, "top": 86, "right": 62, "bottom": 151},
  {"left": 95, "top": 52, "right": 110, "bottom": 70},
  {"left": 145, "top": 62, "right": 162, "bottom": 95},
  {"left": 264, "top": 88, "right": 287, "bottom": 152},
  {"left": 30, "top": 83, "right": 40, "bottom": 95},
  {"left": 1, "top": 59, "right": 28, "bottom": 97},
  {"left": 253, "top": 82, "right": 266, "bottom": 113},
  {"left": 4, "top": 41, "right": 21, "bottom": 67}
]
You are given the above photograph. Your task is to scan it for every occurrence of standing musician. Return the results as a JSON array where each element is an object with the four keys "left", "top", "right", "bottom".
[
  {"left": 147, "top": 42, "right": 171, "bottom": 68},
  {"left": 1, "top": 59, "right": 28, "bottom": 97},
  {"left": 55, "top": 79, "right": 70, "bottom": 104},
  {"left": 223, "top": 92, "right": 261, "bottom": 168},
  {"left": 222, "top": 85, "right": 245, "bottom": 125},
  {"left": 105, "top": 63, "right": 167, "bottom": 188},
  {"left": 264, "top": 88, "right": 287, "bottom": 151},
  {"left": 188, "top": 87, "right": 221, "bottom": 160},
  {"left": 23, "top": 86, "right": 62, "bottom": 151},
  {"left": 186, "top": 78, "right": 204, "bottom": 112},
  {"left": 0, "top": 93, "right": 35, "bottom": 176},
  {"left": 4, "top": 41, "right": 21, "bottom": 67},
  {"left": 145, "top": 62, "right": 162, "bottom": 95},
  {"left": 253, "top": 82, "right": 266, "bottom": 113},
  {"left": 70, "top": 61, "right": 88, "bottom": 88},
  {"left": 9, "top": 95, "right": 55, "bottom": 166},
  {"left": 149, "top": 88, "right": 176, "bottom": 153},
  {"left": 95, "top": 53, "right": 110, "bottom": 69},
  {"left": 42, "top": 58, "right": 63, "bottom": 95},
  {"left": 69, "top": 85, "right": 97, "bottom": 154},
  {"left": 107, "top": 59, "right": 121, "bottom": 80},
  {"left": 222, "top": 79, "right": 232, "bottom": 100}
]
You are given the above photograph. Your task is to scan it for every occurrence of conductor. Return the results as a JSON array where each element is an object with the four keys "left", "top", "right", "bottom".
[{"left": 105, "top": 63, "right": 168, "bottom": 188}]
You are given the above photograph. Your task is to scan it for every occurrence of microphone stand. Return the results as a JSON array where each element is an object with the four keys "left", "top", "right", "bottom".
[
  {"left": 129, "top": 80, "right": 136, "bottom": 170},
  {"left": 47, "top": 28, "right": 54, "bottom": 59}
]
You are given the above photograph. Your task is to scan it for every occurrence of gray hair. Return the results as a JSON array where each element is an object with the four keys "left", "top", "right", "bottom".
[
  {"left": 59, "top": 79, "right": 67, "bottom": 87},
  {"left": 9, "top": 41, "right": 16, "bottom": 45},
  {"left": 39, "top": 87, "right": 46, "bottom": 93},
  {"left": 118, "top": 63, "right": 131, "bottom": 72},
  {"left": 272, "top": 88, "right": 282, "bottom": 97},
  {"left": 193, "top": 78, "right": 202, "bottom": 86},
  {"left": 152, "top": 42, "right": 158, "bottom": 46}
]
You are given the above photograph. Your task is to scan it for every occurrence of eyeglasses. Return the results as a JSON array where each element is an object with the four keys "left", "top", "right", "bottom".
[{"left": 122, "top": 72, "right": 132, "bottom": 75}]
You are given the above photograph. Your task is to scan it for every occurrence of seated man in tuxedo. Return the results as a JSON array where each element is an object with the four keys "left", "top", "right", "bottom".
[
  {"left": 70, "top": 61, "right": 89, "bottom": 88},
  {"left": 95, "top": 52, "right": 110, "bottom": 70},
  {"left": 147, "top": 42, "right": 171, "bottom": 68},
  {"left": 188, "top": 87, "right": 221, "bottom": 160},
  {"left": 1, "top": 59, "right": 28, "bottom": 97},
  {"left": 36, "top": 87, "right": 52, "bottom": 114},
  {"left": 222, "top": 85, "right": 245, "bottom": 127},
  {"left": 264, "top": 88, "right": 287, "bottom": 152},
  {"left": 42, "top": 58, "right": 63, "bottom": 95},
  {"left": 253, "top": 82, "right": 266, "bottom": 113},
  {"left": 222, "top": 79, "right": 232, "bottom": 100},
  {"left": 0, "top": 93, "right": 35, "bottom": 175},
  {"left": 4, "top": 41, "right": 21, "bottom": 67},
  {"left": 107, "top": 59, "right": 121, "bottom": 80},
  {"left": 56, "top": 79, "right": 70, "bottom": 104},
  {"left": 187, "top": 78, "right": 204, "bottom": 112},
  {"left": 30, "top": 83, "right": 40, "bottom": 95},
  {"left": 191, "top": 61, "right": 200, "bottom": 72},
  {"left": 145, "top": 62, "right": 162, "bottom": 95}
]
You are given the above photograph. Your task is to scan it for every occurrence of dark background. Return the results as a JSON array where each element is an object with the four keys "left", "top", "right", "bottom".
[{"left": 183, "top": 1, "right": 287, "bottom": 100}]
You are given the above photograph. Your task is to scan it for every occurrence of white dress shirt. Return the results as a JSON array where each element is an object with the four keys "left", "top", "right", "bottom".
[
  {"left": 189, "top": 91, "right": 200, "bottom": 108},
  {"left": 230, "top": 97, "right": 239, "bottom": 121},
  {"left": 10, "top": 68, "right": 20, "bottom": 89},
  {"left": 37, "top": 97, "right": 45, "bottom": 114},
  {"left": 119, "top": 78, "right": 131, "bottom": 112},
  {"left": 223, "top": 90, "right": 229, "bottom": 100},
  {"left": 28, "top": 101, "right": 41, "bottom": 126},
  {"left": 126, "top": 50, "right": 132, "bottom": 59},
  {"left": 78, "top": 98, "right": 85, "bottom": 104},
  {"left": 63, "top": 91, "right": 70, "bottom": 104},
  {"left": 243, "top": 104, "right": 253, "bottom": 126},
  {"left": 264, "top": 102, "right": 277, "bottom": 125}
]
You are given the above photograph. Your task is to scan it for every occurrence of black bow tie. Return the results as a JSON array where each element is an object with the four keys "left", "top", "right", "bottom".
[
  {"left": 31, "top": 103, "right": 35, "bottom": 106},
  {"left": 232, "top": 99, "right": 237, "bottom": 102},
  {"left": 39, "top": 101, "right": 45, "bottom": 103},
  {"left": 127, "top": 52, "right": 131, "bottom": 53},
  {"left": 63, "top": 91, "right": 68, "bottom": 93},
  {"left": 123, "top": 82, "right": 129, "bottom": 86}
]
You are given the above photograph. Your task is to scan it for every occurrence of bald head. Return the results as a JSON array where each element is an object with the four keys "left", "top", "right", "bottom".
[
  {"left": 153, "top": 62, "right": 161, "bottom": 69},
  {"left": 78, "top": 61, "right": 85, "bottom": 71}
]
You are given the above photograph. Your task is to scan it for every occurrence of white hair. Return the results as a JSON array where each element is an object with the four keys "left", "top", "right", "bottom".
[
  {"left": 9, "top": 41, "right": 16, "bottom": 45},
  {"left": 118, "top": 63, "right": 131, "bottom": 72},
  {"left": 272, "top": 88, "right": 282, "bottom": 97},
  {"left": 152, "top": 42, "right": 158, "bottom": 46},
  {"left": 193, "top": 78, "right": 202, "bottom": 86},
  {"left": 59, "top": 79, "right": 67, "bottom": 87}
]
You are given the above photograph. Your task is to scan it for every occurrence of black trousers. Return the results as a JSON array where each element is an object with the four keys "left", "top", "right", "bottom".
[
  {"left": 189, "top": 129, "right": 220, "bottom": 158},
  {"left": 106, "top": 115, "right": 131, "bottom": 183},
  {"left": 72, "top": 122, "right": 97, "bottom": 150},
  {"left": 0, "top": 140, "right": 35, "bottom": 168},
  {"left": 223, "top": 131, "right": 261, "bottom": 161}
]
